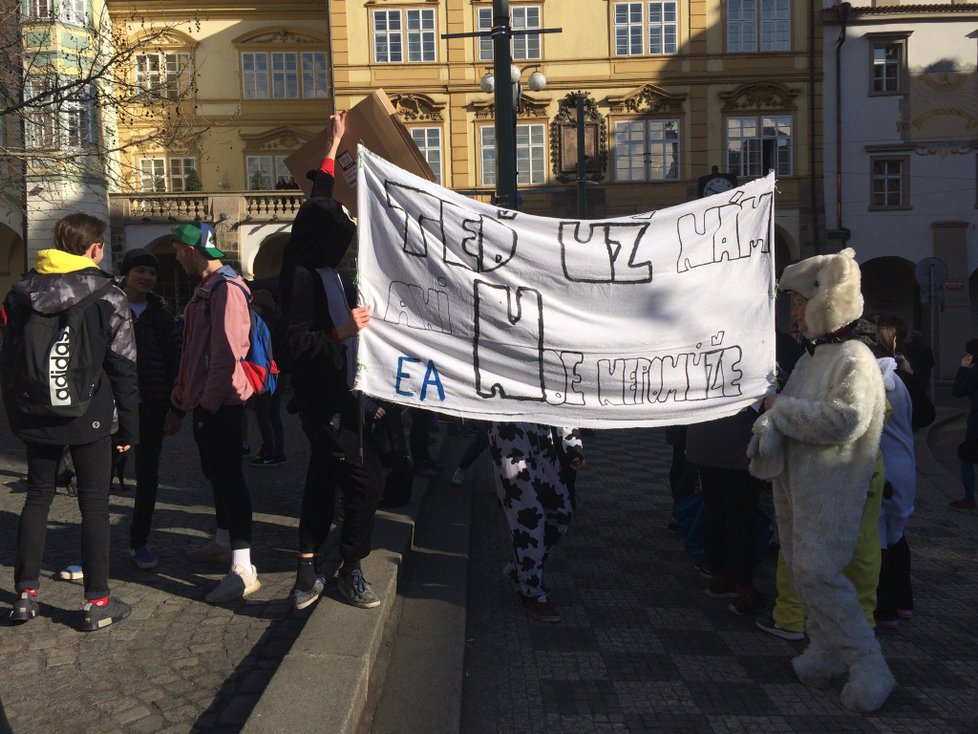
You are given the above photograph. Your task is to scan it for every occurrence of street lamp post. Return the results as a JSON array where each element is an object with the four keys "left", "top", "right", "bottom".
[
  {"left": 444, "top": 0, "right": 558, "bottom": 210},
  {"left": 480, "top": 62, "right": 546, "bottom": 210}
]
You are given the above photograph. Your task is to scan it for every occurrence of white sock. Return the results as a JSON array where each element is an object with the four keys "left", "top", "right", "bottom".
[
  {"left": 232, "top": 548, "right": 253, "bottom": 571},
  {"left": 215, "top": 528, "right": 231, "bottom": 548}
]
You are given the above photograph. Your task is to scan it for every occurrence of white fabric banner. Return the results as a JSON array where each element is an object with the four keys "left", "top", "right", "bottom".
[{"left": 354, "top": 146, "right": 776, "bottom": 428}]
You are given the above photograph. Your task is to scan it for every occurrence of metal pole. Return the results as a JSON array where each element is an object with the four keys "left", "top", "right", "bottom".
[
  {"left": 576, "top": 94, "right": 587, "bottom": 218},
  {"left": 492, "top": 0, "right": 516, "bottom": 209},
  {"left": 930, "top": 265, "right": 938, "bottom": 396}
]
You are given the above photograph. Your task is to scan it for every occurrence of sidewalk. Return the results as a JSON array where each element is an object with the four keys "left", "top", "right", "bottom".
[
  {"left": 460, "top": 404, "right": 978, "bottom": 731},
  {"left": 0, "top": 403, "right": 443, "bottom": 734}
]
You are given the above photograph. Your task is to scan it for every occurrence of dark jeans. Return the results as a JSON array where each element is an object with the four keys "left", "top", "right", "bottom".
[
  {"left": 16, "top": 436, "right": 113, "bottom": 600},
  {"left": 409, "top": 408, "right": 436, "bottom": 464},
  {"left": 876, "top": 535, "right": 913, "bottom": 617},
  {"left": 298, "top": 413, "right": 384, "bottom": 564},
  {"left": 193, "top": 405, "right": 252, "bottom": 549},
  {"left": 458, "top": 423, "right": 490, "bottom": 471},
  {"left": 129, "top": 403, "right": 168, "bottom": 549},
  {"left": 699, "top": 465, "right": 763, "bottom": 587},
  {"left": 252, "top": 375, "right": 286, "bottom": 458}
]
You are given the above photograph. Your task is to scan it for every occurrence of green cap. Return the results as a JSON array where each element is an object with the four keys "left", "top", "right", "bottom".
[{"left": 172, "top": 223, "right": 225, "bottom": 259}]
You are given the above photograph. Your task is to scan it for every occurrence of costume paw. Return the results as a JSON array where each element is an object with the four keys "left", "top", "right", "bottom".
[
  {"left": 747, "top": 414, "right": 784, "bottom": 480},
  {"left": 791, "top": 647, "right": 846, "bottom": 689},
  {"left": 840, "top": 656, "right": 895, "bottom": 713}
]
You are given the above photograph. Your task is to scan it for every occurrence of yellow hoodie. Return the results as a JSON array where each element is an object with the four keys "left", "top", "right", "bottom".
[{"left": 34, "top": 248, "right": 99, "bottom": 275}]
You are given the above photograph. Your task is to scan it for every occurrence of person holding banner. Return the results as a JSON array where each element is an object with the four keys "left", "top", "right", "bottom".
[
  {"left": 489, "top": 423, "right": 585, "bottom": 623},
  {"left": 280, "top": 111, "right": 387, "bottom": 611}
]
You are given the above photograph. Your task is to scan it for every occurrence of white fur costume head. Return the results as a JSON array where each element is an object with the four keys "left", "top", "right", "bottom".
[{"left": 778, "top": 247, "right": 863, "bottom": 341}]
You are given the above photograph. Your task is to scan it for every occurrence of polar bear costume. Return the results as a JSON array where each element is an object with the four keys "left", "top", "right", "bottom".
[{"left": 748, "top": 248, "right": 894, "bottom": 713}]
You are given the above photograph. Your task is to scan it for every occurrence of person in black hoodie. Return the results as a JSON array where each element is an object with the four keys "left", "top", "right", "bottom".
[
  {"left": 1, "top": 213, "right": 139, "bottom": 631},
  {"left": 280, "top": 111, "right": 386, "bottom": 611},
  {"left": 120, "top": 248, "right": 183, "bottom": 568}
]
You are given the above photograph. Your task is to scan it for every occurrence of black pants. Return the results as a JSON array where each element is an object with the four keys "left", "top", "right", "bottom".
[
  {"left": 699, "top": 465, "right": 762, "bottom": 587},
  {"left": 251, "top": 375, "right": 286, "bottom": 458},
  {"left": 129, "top": 403, "right": 168, "bottom": 549},
  {"left": 16, "top": 436, "right": 113, "bottom": 600},
  {"left": 298, "top": 413, "right": 384, "bottom": 564},
  {"left": 458, "top": 423, "right": 490, "bottom": 471},
  {"left": 408, "top": 408, "right": 435, "bottom": 464},
  {"left": 193, "top": 405, "right": 252, "bottom": 549},
  {"left": 876, "top": 535, "right": 913, "bottom": 617}
]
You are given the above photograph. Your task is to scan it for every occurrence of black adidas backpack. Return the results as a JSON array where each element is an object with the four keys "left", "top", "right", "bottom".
[{"left": 0, "top": 282, "right": 112, "bottom": 418}]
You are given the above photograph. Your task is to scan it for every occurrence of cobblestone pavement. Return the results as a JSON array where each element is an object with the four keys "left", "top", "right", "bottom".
[
  {"left": 462, "top": 421, "right": 978, "bottom": 733},
  {"left": 0, "top": 403, "right": 315, "bottom": 734}
]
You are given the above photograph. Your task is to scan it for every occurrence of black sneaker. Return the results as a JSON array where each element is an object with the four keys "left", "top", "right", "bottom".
[
  {"left": 729, "top": 589, "right": 770, "bottom": 616},
  {"left": 292, "top": 576, "right": 326, "bottom": 611},
  {"left": 704, "top": 578, "right": 738, "bottom": 598},
  {"left": 413, "top": 459, "right": 443, "bottom": 478},
  {"left": 755, "top": 611, "right": 805, "bottom": 640},
  {"left": 9, "top": 591, "right": 39, "bottom": 623},
  {"left": 250, "top": 455, "right": 280, "bottom": 467},
  {"left": 336, "top": 569, "right": 380, "bottom": 609},
  {"left": 80, "top": 597, "right": 131, "bottom": 631}
]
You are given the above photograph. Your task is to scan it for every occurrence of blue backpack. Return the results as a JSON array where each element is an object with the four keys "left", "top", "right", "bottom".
[{"left": 216, "top": 279, "right": 279, "bottom": 396}]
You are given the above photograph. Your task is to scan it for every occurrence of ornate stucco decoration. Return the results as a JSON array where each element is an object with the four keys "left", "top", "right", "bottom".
[
  {"left": 239, "top": 126, "right": 311, "bottom": 153},
  {"left": 549, "top": 92, "right": 607, "bottom": 182},
  {"left": 607, "top": 84, "right": 685, "bottom": 114},
  {"left": 390, "top": 93, "right": 445, "bottom": 121},
  {"left": 472, "top": 93, "right": 550, "bottom": 120},
  {"left": 719, "top": 82, "right": 798, "bottom": 111}
]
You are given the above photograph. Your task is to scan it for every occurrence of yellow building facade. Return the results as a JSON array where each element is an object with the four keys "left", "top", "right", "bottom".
[
  {"left": 106, "top": 0, "right": 336, "bottom": 308},
  {"left": 104, "top": 0, "right": 823, "bottom": 310},
  {"left": 331, "top": 0, "right": 824, "bottom": 266}
]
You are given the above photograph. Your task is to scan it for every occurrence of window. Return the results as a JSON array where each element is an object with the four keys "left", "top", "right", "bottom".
[
  {"left": 301, "top": 52, "right": 329, "bottom": 98},
  {"left": 613, "top": 2, "right": 678, "bottom": 57},
  {"left": 62, "top": 100, "right": 93, "bottom": 148},
  {"left": 139, "top": 158, "right": 167, "bottom": 192},
  {"left": 480, "top": 123, "right": 546, "bottom": 187},
  {"left": 870, "top": 158, "right": 908, "bottom": 209},
  {"left": 614, "top": 119, "right": 680, "bottom": 182},
  {"left": 271, "top": 52, "right": 299, "bottom": 99},
  {"left": 373, "top": 8, "right": 436, "bottom": 63},
  {"left": 59, "top": 0, "right": 85, "bottom": 25},
  {"left": 26, "top": 0, "right": 53, "bottom": 19},
  {"left": 24, "top": 78, "right": 95, "bottom": 150},
  {"left": 512, "top": 6, "right": 541, "bottom": 61},
  {"left": 135, "top": 52, "right": 191, "bottom": 99},
  {"left": 138, "top": 157, "right": 198, "bottom": 192},
  {"left": 411, "top": 127, "right": 442, "bottom": 185},
  {"left": 241, "top": 51, "right": 326, "bottom": 99},
  {"left": 242, "top": 52, "right": 269, "bottom": 99},
  {"left": 726, "top": 115, "right": 792, "bottom": 177},
  {"left": 614, "top": 3, "right": 643, "bottom": 56},
  {"left": 727, "top": 0, "right": 789, "bottom": 53},
  {"left": 247, "top": 155, "right": 290, "bottom": 190},
  {"left": 869, "top": 34, "right": 909, "bottom": 95},
  {"left": 477, "top": 5, "right": 542, "bottom": 61},
  {"left": 169, "top": 157, "right": 198, "bottom": 191}
]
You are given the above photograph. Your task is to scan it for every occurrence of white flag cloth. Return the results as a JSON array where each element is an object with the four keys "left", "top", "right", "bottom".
[{"left": 354, "top": 145, "right": 776, "bottom": 429}]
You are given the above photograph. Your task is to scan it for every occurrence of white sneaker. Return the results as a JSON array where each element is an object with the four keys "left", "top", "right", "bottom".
[
  {"left": 205, "top": 564, "right": 260, "bottom": 604},
  {"left": 450, "top": 468, "right": 464, "bottom": 486},
  {"left": 58, "top": 563, "right": 84, "bottom": 581}
]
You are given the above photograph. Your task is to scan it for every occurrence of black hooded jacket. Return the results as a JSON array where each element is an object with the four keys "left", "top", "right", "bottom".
[
  {"left": 131, "top": 291, "right": 182, "bottom": 408},
  {"left": 280, "top": 167, "right": 359, "bottom": 423},
  {"left": 1, "top": 260, "right": 139, "bottom": 446}
]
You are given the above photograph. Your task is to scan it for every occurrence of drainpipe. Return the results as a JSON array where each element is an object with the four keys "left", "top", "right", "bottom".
[
  {"left": 809, "top": 0, "right": 820, "bottom": 254},
  {"left": 834, "top": 3, "right": 852, "bottom": 245},
  {"left": 326, "top": 0, "right": 336, "bottom": 114}
]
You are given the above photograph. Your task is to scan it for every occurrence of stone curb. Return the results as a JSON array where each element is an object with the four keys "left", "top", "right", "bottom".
[{"left": 241, "top": 439, "right": 444, "bottom": 734}]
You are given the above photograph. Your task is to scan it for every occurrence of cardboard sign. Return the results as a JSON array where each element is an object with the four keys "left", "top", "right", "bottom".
[{"left": 284, "top": 89, "right": 435, "bottom": 215}]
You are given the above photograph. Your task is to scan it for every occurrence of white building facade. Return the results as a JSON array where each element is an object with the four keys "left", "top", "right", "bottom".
[{"left": 823, "top": 1, "right": 978, "bottom": 378}]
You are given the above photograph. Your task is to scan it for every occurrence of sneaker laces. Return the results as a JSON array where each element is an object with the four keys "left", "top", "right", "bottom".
[{"left": 350, "top": 569, "right": 368, "bottom": 595}]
